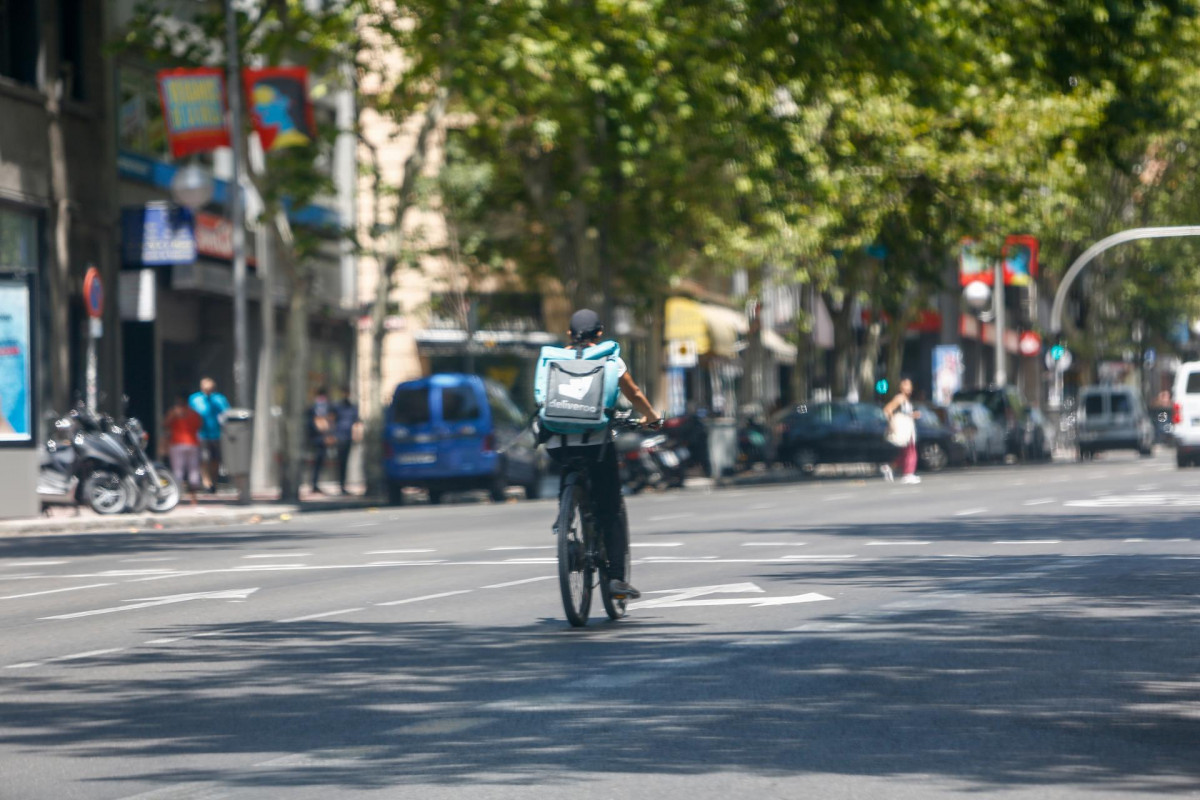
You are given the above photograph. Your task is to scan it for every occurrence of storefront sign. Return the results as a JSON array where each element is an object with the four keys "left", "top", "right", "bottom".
[
  {"left": 0, "top": 280, "right": 32, "bottom": 442},
  {"left": 122, "top": 204, "right": 197, "bottom": 267},
  {"left": 157, "top": 68, "right": 231, "bottom": 158},
  {"left": 194, "top": 213, "right": 257, "bottom": 265},
  {"left": 243, "top": 66, "right": 315, "bottom": 152}
]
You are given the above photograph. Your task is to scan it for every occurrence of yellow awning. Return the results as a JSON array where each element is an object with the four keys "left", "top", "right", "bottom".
[{"left": 664, "top": 297, "right": 709, "bottom": 354}]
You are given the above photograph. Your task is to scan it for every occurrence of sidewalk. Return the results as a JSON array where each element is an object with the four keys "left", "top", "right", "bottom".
[{"left": 0, "top": 481, "right": 382, "bottom": 537}]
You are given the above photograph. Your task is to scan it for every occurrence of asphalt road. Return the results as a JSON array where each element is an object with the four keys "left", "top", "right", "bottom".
[{"left": 1, "top": 451, "right": 1198, "bottom": 799}]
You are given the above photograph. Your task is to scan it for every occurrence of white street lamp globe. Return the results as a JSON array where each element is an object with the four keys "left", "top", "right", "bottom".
[
  {"left": 170, "top": 164, "right": 215, "bottom": 210},
  {"left": 963, "top": 280, "right": 992, "bottom": 312}
]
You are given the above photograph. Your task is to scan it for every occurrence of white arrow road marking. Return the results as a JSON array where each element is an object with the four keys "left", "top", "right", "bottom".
[
  {"left": 42, "top": 587, "right": 259, "bottom": 620},
  {"left": 630, "top": 582, "right": 832, "bottom": 610}
]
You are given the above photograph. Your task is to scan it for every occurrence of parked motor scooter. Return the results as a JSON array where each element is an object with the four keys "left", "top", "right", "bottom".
[
  {"left": 38, "top": 406, "right": 139, "bottom": 514},
  {"left": 117, "top": 408, "right": 180, "bottom": 513},
  {"left": 616, "top": 428, "right": 688, "bottom": 494},
  {"left": 735, "top": 408, "right": 771, "bottom": 471}
]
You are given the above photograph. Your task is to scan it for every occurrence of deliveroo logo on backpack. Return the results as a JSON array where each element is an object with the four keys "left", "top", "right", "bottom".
[{"left": 558, "top": 375, "right": 595, "bottom": 401}]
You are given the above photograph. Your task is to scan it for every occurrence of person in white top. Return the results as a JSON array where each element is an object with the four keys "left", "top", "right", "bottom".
[
  {"left": 545, "top": 309, "right": 661, "bottom": 600},
  {"left": 883, "top": 377, "right": 922, "bottom": 484}
]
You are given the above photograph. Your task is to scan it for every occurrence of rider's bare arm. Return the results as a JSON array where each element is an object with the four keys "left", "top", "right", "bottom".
[{"left": 618, "top": 373, "right": 661, "bottom": 424}]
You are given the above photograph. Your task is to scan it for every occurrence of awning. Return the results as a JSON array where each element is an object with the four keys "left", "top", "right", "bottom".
[
  {"left": 761, "top": 328, "right": 798, "bottom": 363},
  {"left": 664, "top": 297, "right": 709, "bottom": 354},
  {"left": 700, "top": 304, "right": 749, "bottom": 358}
]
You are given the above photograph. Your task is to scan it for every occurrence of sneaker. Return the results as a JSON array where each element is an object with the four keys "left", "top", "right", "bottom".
[
  {"left": 608, "top": 579, "right": 641, "bottom": 600},
  {"left": 900, "top": 474, "right": 921, "bottom": 485},
  {"left": 881, "top": 465, "right": 894, "bottom": 483}
]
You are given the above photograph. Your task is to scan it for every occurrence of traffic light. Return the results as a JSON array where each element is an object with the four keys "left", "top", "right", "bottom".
[
  {"left": 1050, "top": 344, "right": 1065, "bottom": 362},
  {"left": 875, "top": 378, "right": 889, "bottom": 396}
]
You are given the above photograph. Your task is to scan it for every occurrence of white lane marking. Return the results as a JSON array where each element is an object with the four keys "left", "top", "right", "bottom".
[
  {"left": 481, "top": 576, "right": 556, "bottom": 589},
  {"left": 120, "top": 557, "right": 178, "bottom": 563},
  {"left": 749, "top": 503, "right": 778, "bottom": 510},
  {"left": 365, "top": 549, "right": 436, "bottom": 554},
  {"left": 825, "top": 494, "right": 852, "bottom": 502},
  {"left": 348, "top": 522, "right": 378, "bottom": 528},
  {"left": 641, "top": 555, "right": 718, "bottom": 561},
  {"left": 243, "top": 553, "right": 312, "bottom": 559},
  {"left": 1169, "top": 538, "right": 1191, "bottom": 542},
  {"left": 742, "top": 542, "right": 806, "bottom": 547},
  {"left": 778, "top": 555, "right": 856, "bottom": 561},
  {"left": 376, "top": 590, "right": 473, "bottom": 606},
  {"left": 279, "top": 607, "right": 364, "bottom": 623},
  {"left": 47, "top": 648, "right": 124, "bottom": 663},
  {"left": 233, "top": 563, "right": 308, "bottom": 569},
  {"left": 954, "top": 508, "right": 987, "bottom": 517},
  {"left": 144, "top": 637, "right": 185, "bottom": 645},
  {"left": 865, "top": 541, "right": 931, "bottom": 546},
  {"left": 3, "top": 560, "right": 69, "bottom": 567},
  {"left": 1124, "top": 538, "right": 1146, "bottom": 543},
  {"left": 993, "top": 540, "right": 1062, "bottom": 545},
  {"left": 0, "top": 583, "right": 112, "bottom": 600},
  {"left": 649, "top": 513, "right": 695, "bottom": 522},
  {"left": 5, "top": 662, "right": 41, "bottom": 669},
  {"left": 631, "top": 582, "right": 832, "bottom": 610},
  {"left": 503, "top": 557, "right": 556, "bottom": 564},
  {"left": 631, "top": 542, "right": 684, "bottom": 548},
  {"left": 42, "top": 587, "right": 259, "bottom": 620},
  {"left": 1023, "top": 498, "right": 1056, "bottom": 506},
  {"left": 489, "top": 546, "right": 554, "bottom": 551}
]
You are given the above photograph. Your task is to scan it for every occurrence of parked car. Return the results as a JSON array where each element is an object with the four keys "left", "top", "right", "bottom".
[
  {"left": 912, "top": 403, "right": 968, "bottom": 472},
  {"left": 949, "top": 401, "right": 1007, "bottom": 464},
  {"left": 775, "top": 401, "right": 898, "bottom": 473},
  {"left": 383, "top": 374, "right": 544, "bottom": 505},
  {"left": 1075, "top": 384, "right": 1154, "bottom": 460},
  {"left": 1171, "top": 363, "right": 1200, "bottom": 466},
  {"left": 952, "top": 386, "right": 1048, "bottom": 460}
]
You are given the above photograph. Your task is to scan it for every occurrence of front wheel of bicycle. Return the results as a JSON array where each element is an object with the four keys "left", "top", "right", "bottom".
[{"left": 557, "top": 482, "right": 593, "bottom": 627}]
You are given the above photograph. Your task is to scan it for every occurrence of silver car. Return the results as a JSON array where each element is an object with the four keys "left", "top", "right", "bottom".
[
  {"left": 1075, "top": 385, "right": 1154, "bottom": 460},
  {"left": 949, "top": 401, "right": 1007, "bottom": 464}
]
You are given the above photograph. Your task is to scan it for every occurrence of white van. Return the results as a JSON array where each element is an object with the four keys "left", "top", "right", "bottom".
[{"left": 1171, "top": 361, "right": 1200, "bottom": 467}]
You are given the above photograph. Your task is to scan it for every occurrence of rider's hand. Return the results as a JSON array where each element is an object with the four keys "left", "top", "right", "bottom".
[{"left": 645, "top": 418, "right": 664, "bottom": 431}]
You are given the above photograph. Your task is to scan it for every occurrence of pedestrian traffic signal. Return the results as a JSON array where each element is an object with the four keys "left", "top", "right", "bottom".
[
  {"left": 875, "top": 378, "right": 889, "bottom": 395},
  {"left": 1050, "top": 344, "right": 1065, "bottom": 362}
]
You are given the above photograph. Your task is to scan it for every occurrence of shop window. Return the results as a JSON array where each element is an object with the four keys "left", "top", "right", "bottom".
[
  {"left": 0, "top": 0, "right": 40, "bottom": 87},
  {"left": 0, "top": 209, "right": 37, "bottom": 272}
]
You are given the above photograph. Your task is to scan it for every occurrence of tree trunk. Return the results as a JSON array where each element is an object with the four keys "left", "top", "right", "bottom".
[
  {"left": 279, "top": 249, "right": 311, "bottom": 503},
  {"left": 45, "top": 67, "right": 72, "bottom": 414},
  {"left": 828, "top": 295, "right": 855, "bottom": 399},
  {"left": 857, "top": 318, "right": 883, "bottom": 401}
]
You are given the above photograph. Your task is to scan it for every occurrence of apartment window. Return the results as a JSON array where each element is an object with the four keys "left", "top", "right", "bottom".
[
  {"left": 59, "top": 0, "right": 85, "bottom": 101},
  {"left": 0, "top": 0, "right": 40, "bottom": 87}
]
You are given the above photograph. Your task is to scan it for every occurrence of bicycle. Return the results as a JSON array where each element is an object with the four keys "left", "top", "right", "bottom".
[{"left": 554, "top": 413, "right": 648, "bottom": 627}]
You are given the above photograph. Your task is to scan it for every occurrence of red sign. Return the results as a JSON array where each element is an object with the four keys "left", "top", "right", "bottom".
[
  {"left": 83, "top": 266, "right": 104, "bottom": 319},
  {"left": 243, "top": 67, "right": 315, "bottom": 152},
  {"left": 1019, "top": 330, "right": 1042, "bottom": 357},
  {"left": 157, "top": 68, "right": 231, "bottom": 158}
]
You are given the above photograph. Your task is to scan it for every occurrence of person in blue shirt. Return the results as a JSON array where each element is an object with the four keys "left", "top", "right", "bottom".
[
  {"left": 189, "top": 377, "right": 231, "bottom": 494},
  {"left": 309, "top": 387, "right": 334, "bottom": 493},
  {"left": 332, "top": 387, "right": 362, "bottom": 495}
]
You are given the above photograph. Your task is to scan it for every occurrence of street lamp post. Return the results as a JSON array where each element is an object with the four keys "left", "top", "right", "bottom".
[
  {"left": 993, "top": 258, "right": 1006, "bottom": 386},
  {"left": 225, "top": 0, "right": 249, "bottom": 415}
]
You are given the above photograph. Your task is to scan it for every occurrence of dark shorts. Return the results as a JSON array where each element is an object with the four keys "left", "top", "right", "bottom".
[{"left": 199, "top": 439, "right": 222, "bottom": 464}]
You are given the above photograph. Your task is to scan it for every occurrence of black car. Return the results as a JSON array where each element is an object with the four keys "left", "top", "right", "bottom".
[
  {"left": 776, "top": 401, "right": 898, "bottom": 472},
  {"left": 912, "top": 403, "right": 968, "bottom": 472}
]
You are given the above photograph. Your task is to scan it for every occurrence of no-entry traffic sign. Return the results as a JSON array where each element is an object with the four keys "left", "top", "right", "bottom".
[{"left": 83, "top": 266, "right": 104, "bottom": 319}]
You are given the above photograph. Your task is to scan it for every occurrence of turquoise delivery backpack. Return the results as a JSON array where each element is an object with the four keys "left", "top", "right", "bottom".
[{"left": 534, "top": 341, "right": 622, "bottom": 435}]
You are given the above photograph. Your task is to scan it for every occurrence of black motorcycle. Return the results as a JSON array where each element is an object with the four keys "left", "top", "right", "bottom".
[
  {"left": 616, "top": 427, "right": 688, "bottom": 493},
  {"left": 117, "top": 412, "right": 180, "bottom": 514},
  {"left": 38, "top": 407, "right": 138, "bottom": 515}
]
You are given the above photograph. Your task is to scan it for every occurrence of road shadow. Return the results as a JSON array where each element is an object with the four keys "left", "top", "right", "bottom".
[
  {"left": 0, "top": 527, "right": 344, "bottom": 561},
  {"left": 1, "top": 527, "right": 1197, "bottom": 795}
]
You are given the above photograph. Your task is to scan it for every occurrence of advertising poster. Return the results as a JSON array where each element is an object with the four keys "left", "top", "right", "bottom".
[
  {"left": 0, "top": 280, "right": 32, "bottom": 441},
  {"left": 157, "top": 67, "right": 231, "bottom": 158},
  {"left": 932, "top": 345, "right": 964, "bottom": 408},
  {"left": 1002, "top": 235, "right": 1039, "bottom": 287},
  {"left": 958, "top": 239, "right": 991, "bottom": 286},
  {"left": 243, "top": 67, "right": 315, "bottom": 152}
]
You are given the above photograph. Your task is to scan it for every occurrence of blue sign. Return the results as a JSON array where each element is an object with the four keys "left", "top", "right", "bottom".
[{"left": 121, "top": 203, "right": 196, "bottom": 267}]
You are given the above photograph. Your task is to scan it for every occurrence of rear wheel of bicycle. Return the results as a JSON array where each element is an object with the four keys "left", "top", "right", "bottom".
[
  {"left": 600, "top": 543, "right": 630, "bottom": 621},
  {"left": 557, "top": 483, "right": 593, "bottom": 627}
]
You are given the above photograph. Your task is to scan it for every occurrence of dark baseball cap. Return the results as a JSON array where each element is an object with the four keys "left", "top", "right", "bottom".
[{"left": 569, "top": 308, "right": 603, "bottom": 338}]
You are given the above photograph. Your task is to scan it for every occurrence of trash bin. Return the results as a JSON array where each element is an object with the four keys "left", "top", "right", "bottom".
[
  {"left": 706, "top": 417, "right": 738, "bottom": 481},
  {"left": 220, "top": 408, "right": 254, "bottom": 478}
]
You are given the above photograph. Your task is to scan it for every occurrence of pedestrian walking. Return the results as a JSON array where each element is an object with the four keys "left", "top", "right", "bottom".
[
  {"left": 883, "top": 377, "right": 921, "bottom": 484},
  {"left": 163, "top": 395, "right": 203, "bottom": 497},
  {"left": 308, "top": 387, "right": 334, "bottom": 494},
  {"left": 188, "top": 377, "right": 231, "bottom": 494},
  {"left": 332, "top": 387, "right": 362, "bottom": 495}
]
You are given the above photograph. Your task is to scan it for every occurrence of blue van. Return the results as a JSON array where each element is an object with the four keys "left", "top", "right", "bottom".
[{"left": 384, "top": 374, "right": 544, "bottom": 505}]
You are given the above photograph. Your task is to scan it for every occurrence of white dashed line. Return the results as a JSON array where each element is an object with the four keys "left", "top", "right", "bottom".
[
  {"left": 481, "top": 576, "right": 556, "bottom": 589},
  {"left": 0, "top": 583, "right": 112, "bottom": 601},
  {"left": 1022, "top": 498, "right": 1055, "bottom": 506},
  {"left": 954, "top": 508, "right": 987, "bottom": 517},
  {"left": 741, "top": 542, "right": 806, "bottom": 547},
  {"left": 489, "top": 546, "right": 554, "bottom": 551},
  {"left": 348, "top": 522, "right": 379, "bottom": 528},
  {"left": 278, "top": 608, "right": 364, "bottom": 623},
  {"left": 865, "top": 541, "right": 931, "bottom": 546},
  {"left": 994, "top": 540, "right": 1062, "bottom": 545},
  {"left": 120, "top": 557, "right": 178, "bottom": 563},
  {"left": 1124, "top": 538, "right": 1146, "bottom": 543},
  {"left": 824, "top": 494, "right": 852, "bottom": 502},
  {"left": 48, "top": 648, "right": 124, "bottom": 663},
  {"left": 243, "top": 553, "right": 313, "bottom": 559},
  {"left": 365, "top": 549, "right": 436, "bottom": 555},
  {"left": 649, "top": 513, "right": 695, "bottom": 522},
  {"left": 376, "top": 590, "right": 473, "bottom": 606},
  {"left": 5, "top": 662, "right": 41, "bottom": 670},
  {"left": 631, "top": 542, "right": 684, "bottom": 548},
  {"left": 3, "top": 560, "right": 69, "bottom": 567}
]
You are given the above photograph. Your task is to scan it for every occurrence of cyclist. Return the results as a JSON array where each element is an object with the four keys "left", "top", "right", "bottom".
[{"left": 544, "top": 308, "right": 662, "bottom": 600}]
